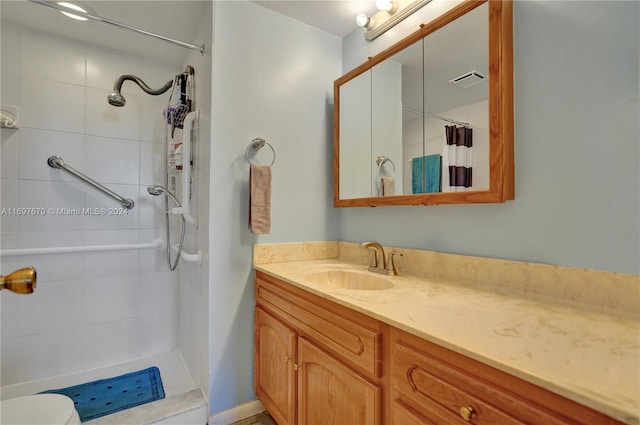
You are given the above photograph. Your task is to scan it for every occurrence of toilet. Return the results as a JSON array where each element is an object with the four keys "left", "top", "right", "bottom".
[{"left": 1, "top": 394, "right": 81, "bottom": 425}]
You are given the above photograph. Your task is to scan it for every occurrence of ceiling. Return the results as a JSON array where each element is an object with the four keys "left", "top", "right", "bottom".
[
  {"left": 254, "top": 1, "right": 378, "bottom": 38},
  {"left": 0, "top": 1, "right": 211, "bottom": 65},
  {"left": 0, "top": 1, "right": 372, "bottom": 66}
]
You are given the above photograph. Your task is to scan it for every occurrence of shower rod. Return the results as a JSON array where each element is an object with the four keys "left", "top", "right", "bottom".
[
  {"left": 28, "top": 0, "right": 205, "bottom": 55},
  {"left": 403, "top": 106, "right": 470, "bottom": 128}
]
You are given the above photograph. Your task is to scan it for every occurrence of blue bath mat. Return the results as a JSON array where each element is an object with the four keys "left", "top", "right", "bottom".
[{"left": 40, "top": 366, "right": 165, "bottom": 422}]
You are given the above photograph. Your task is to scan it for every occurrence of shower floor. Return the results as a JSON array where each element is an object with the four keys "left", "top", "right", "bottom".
[{"left": 1, "top": 350, "right": 207, "bottom": 424}]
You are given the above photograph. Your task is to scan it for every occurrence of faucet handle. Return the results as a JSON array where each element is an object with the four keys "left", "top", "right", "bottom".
[
  {"left": 386, "top": 251, "right": 403, "bottom": 276},
  {"left": 364, "top": 247, "right": 379, "bottom": 268}
]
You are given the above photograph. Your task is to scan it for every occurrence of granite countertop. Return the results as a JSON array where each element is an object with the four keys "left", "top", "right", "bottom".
[{"left": 254, "top": 257, "right": 640, "bottom": 425}]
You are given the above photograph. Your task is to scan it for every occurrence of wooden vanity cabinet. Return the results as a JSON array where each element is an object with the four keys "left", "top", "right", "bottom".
[
  {"left": 254, "top": 272, "right": 387, "bottom": 425},
  {"left": 255, "top": 272, "right": 625, "bottom": 425}
]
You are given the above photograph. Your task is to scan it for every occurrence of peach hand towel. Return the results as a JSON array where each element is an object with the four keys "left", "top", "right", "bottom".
[
  {"left": 381, "top": 176, "right": 395, "bottom": 196},
  {"left": 249, "top": 164, "right": 271, "bottom": 234}
]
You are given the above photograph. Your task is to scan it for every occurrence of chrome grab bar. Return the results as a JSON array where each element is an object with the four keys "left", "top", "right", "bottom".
[{"left": 47, "top": 156, "right": 135, "bottom": 209}]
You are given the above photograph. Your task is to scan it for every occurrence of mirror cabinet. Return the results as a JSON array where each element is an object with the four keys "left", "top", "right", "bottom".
[{"left": 334, "top": 0, "right": 513, "bottom": 207}]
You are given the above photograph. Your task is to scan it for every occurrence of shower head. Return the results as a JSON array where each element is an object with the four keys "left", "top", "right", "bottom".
[
  {"left": 147, "top": 185, "right": 165, "bottom": 196},
  {"left": 107, "top": 74, "right": 173, "bottom": 107},
  {"left": 108, "top": 90, "right": 126, "bottom": 107},
  {"left": 147, "top": 185, "right": 182, "bottom": 207}
]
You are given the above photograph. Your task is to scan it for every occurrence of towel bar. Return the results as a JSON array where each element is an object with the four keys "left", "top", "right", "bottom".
[
  {"left": 245, "top": 138, "right": 275, "bottom": 166},
  {"left": 376, "top": 155, "right": 395, "bottom": 177}
]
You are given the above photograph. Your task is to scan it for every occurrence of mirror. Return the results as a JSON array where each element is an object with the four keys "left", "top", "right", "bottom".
[{"left": 334, "top": 0, "right": 513, "bottom": 207}]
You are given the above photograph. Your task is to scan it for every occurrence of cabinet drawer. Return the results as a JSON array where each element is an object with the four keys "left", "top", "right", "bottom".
[
  {"left": 392, "top": 341, "right": 522, "bottom": 424},
  {"left": 256, "top": 272, "right": 383, "bottom": 378},
  {"left": 391, "top": 329, "right": 585, "bottom": 425},
  {"left": 392, "top": 399, "right": 437, "bottom": 425}
]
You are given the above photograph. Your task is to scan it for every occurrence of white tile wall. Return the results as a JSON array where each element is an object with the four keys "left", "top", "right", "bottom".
[
  {"left": 84, "top": 135, "right": 140, "bottom": 184},
  {"left": 20, "top": 76, "right": 85, "bottom": 133},
  {"left": 1, "top": 129, "right": 20, "bottom": 179},
  {"left": 86, "top": 48, "right": 142, "bottom": 91},
  {"left": 0, "top": 22, "right": 193, "bottom": 386},
  {"left": 18, "top": 128, "right": 85, "bottom": 181},
  {"left": 19, "top": 31, "right": 86, "bottom": 85},
  {"left": 1, "top": 23, "right": 20, "bottom": 106}
]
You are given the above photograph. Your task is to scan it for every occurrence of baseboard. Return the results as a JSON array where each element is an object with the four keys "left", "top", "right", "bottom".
[{"left": 208, "top": 399, "right": 266, "bottom": 425}]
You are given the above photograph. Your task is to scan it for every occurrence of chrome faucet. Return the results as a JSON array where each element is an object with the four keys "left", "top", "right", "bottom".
[{"left": 360, "top": 241, "right": 403, "bottom": 276}]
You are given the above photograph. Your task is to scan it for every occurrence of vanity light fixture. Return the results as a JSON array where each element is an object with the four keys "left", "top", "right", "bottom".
[
  {"left": 355, "top": 13, "right": 375, "bottom": 30},
  {"left": 356, "top": 0, "right": 432, "bottom": 41},
  {"left": 376, "top": 0, "right": 397, "bottom": 13}
]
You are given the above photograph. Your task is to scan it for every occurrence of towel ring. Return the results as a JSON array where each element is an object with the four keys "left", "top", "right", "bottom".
[
  {"left": 245, "top": 138, "right": 275, "bottom": 166},
  {"left": 376, "top": 155, "right": 395, "bottom": 177}
]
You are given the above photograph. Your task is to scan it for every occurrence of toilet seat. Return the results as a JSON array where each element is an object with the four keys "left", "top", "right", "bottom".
[{"left": 1, "top": 394, "right": 81, "bottom": 425}]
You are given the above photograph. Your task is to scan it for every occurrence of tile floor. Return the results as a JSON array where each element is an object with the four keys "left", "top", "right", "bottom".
[{"left": 230, "top": 411, "right": 277, "bottom": 425}]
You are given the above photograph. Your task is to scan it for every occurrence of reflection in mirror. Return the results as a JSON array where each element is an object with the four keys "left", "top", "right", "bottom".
[
  {"left": 372, "top": 39, "right": 424, "bottom": 196},
  {"left": 423, "top": 2, "right": 488, "bottom": 193},
  {"left": 339, "top": 70, "right": 372, "bottom": 200}
]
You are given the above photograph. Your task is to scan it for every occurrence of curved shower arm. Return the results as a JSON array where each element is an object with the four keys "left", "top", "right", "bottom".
[{"left": 113, "top": 75, "right": 173, "bottom": 96}]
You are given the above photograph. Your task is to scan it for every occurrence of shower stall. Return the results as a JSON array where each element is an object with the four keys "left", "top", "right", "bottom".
[{"left": 0, "top": 1, "right": 211, "bottom": 423}]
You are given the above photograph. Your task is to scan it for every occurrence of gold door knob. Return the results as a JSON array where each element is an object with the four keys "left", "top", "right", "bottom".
[
  {"left": 459, "top": 405, "right": 476, "bottom": 421},
  {"left": 293, "top": 363, "right": 300, "bottom": 371},
  {"left": 284, "top": 355, "right": 290, "bottom": 363}
]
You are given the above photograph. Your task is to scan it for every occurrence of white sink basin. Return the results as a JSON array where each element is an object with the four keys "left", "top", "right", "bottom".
[{"left": 304, "top": 269, "right": 393, "bottom": 290}]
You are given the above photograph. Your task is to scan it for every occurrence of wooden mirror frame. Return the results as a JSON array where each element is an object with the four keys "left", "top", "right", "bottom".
[{"left": 333, "top": 0, "right": 513, "bottom": 207}]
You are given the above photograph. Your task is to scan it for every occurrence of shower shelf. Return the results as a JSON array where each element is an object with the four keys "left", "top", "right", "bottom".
[{"left": 0, "top": 239, "right": 164, "bottom": 257}]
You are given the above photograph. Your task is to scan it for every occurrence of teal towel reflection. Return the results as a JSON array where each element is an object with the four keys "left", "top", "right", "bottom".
[
  {"left": 411, "top": 157, "right": 423, "bottom": 194},
  {"left": 412, "top": 155, "right": 441, "bottom": 194}
]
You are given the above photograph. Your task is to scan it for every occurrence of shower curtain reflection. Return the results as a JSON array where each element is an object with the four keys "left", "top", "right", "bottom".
[{"left": 442, "top": 125, "right": 473, "bottom": 191}]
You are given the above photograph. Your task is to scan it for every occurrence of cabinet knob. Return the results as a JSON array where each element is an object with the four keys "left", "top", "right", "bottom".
[
  {"left": 284, "top": 355, "right": 290, "bottom": 363},
  {"left": 293, "top": 363, "right": 300, "bottom": 371},
  {"left": 459, "top": 405, "right": 476, "bottom": 421}
]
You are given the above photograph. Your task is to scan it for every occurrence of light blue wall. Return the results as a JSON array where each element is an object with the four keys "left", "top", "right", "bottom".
[
  {"left": 207, "top": 0, "right": 638, "bottom": 417},
  {"left": 340, "top": 0, "right": 639, "bottom": 275},
  {"left": 208, "top": 0, "right": 341, "bottom": 415}
]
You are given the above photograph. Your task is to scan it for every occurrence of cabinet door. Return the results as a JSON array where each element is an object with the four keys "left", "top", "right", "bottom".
[
  {"left": 254, "top": 307, "right": 297, "bottom": 425},
  {"left": 297, "top": 337, "right": 382, "bottom": 425}
]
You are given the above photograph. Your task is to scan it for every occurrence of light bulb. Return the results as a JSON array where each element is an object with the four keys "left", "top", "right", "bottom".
[
  {"left": 376, "top": 0, "right": 394, "bottom": 12},
  {"left": 356, "top": 13, "right": 373, "bottom": 29}
]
